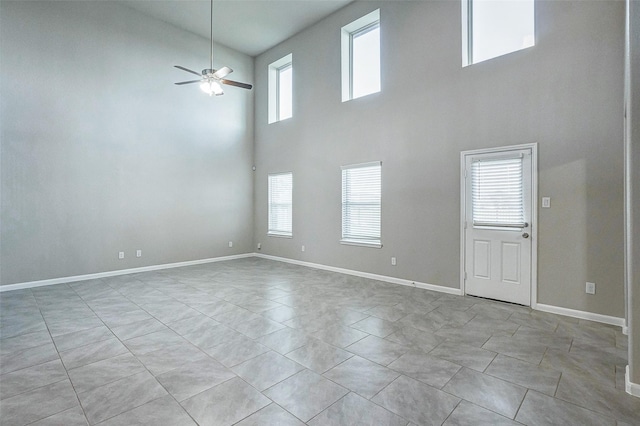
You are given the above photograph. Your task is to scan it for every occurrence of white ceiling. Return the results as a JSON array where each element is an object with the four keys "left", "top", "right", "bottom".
[{"left": 121, "top": 0, "right": 353, "bottom": 57}]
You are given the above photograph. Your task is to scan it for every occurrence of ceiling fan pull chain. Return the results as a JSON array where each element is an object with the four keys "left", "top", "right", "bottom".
[{"left": 210, "top": 0, "right": 214, "bottom": 70}]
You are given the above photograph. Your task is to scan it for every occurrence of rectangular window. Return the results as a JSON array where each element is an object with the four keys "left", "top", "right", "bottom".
[
  {"left": 341, "top": 161, "right": 381, "bottom": 247},
  {"left": 462, "top": 0, "right": 535, "bottom": 66},
  {"left": 471, "top": 156, "right": 525, "bottom": 227},
  {"left": 341, "top": 9, "right": 380, "bottom": 102},
  {"left": 268, "top": 54, "right": 293, "bottom": 123},
  {"left": 277, "top": 64, "right": 293, "bottom": 120},
  {"left": 268, "top": 172, "right": 293, "bottom": 237}
]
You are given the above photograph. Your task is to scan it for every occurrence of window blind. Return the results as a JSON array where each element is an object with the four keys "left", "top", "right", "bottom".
[
  {"left": 341, "top": 162, "right": 381, "bottom": 246},
  {"left": 268, "top": 172, "right": 293, "bottom": 236},
  {"left": 471, "top": 156, "right": 525, "bottom": 227}
]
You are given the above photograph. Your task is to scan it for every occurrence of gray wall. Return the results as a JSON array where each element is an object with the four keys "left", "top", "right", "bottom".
[
  {"left": 254, "top": 0, "right": 625, "bottom": 317},
  {"left": 0, "top": 1, "right": 254, "bottom": 285}
]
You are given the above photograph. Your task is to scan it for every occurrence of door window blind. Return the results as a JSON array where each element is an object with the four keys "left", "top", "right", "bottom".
[
  {"left": 268, "top": 172, "right": 293, "bottom": 236},
  {"left": 341, "top": 162, "right": 381, "bottom": 246},
  {"left": 471, "top": 157, "right": 525, "bottom": 227}
]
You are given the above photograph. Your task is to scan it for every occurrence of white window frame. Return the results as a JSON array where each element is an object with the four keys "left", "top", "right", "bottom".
[
  {"left": 462, "top": 0, "right": 535, "bottom": 67},
  {"left": 341, "top": 161, "right": 382, "bottom": 248},
  {"left": 268, "top": 172, "right": 293, "bottom": 238},
  {"left": 268, "top": 54, "right": 293, "bottom": 123},
  {"left": 341, "top": 9, "right": 381, "bottom": 102}
]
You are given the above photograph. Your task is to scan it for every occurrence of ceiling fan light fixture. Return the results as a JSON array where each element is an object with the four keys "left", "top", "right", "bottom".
[
  {"left": 200, "top": 80, "right": 224, "bottom": 96},
  {"left": 174, "top": 0, "right": 252, "bottom": 94}
]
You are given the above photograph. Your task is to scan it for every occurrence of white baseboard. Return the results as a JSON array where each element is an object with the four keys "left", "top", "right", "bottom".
[
  {"left": 535, "top": 303, "right": 625, "bottom": 329},
  {"left": 254, "top": 253, "right": 463, "bottom": 296},
  {"left": 0, "top": 253, "right": 254, "bottom": 292},
  {"left": 626, "top": 366, "right": 640, "bottom": 398},
  {"left": 1, "top": 253, "right": 627, "bottom": 335}
]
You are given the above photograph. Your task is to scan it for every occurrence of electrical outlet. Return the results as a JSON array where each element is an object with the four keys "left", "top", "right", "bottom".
[
  {"left": 136, "top": 250, "right": 142, "bottom": 258},
  {"left": 257, "top": 243, "right": 261, "bottom": 250},
  {"left": 586, "top": 282, "right": 596, "bottom": 294},
  {"left": 391, "top": 257, "right": 397, "bottom": 266},
  {"left": 118, "top": 251, "right": 124, "bottom": 259},
  {"left": 301, "top": 245, "right": 305, "bottom": 252},
  {"left": 542, "top": 197, "right": 551, "bottom": 208},
  {"left": 228, "top": 241, "right": 233, "bottom": 248}
]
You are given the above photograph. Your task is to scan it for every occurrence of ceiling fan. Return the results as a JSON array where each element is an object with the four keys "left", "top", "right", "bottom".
[{"left": 174, "top": 0, "right": 252, "bottom": 96}]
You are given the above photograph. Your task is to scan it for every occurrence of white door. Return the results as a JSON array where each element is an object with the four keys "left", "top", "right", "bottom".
[{"left": 462, "top": 146, "right": 535, "bottom": 306}]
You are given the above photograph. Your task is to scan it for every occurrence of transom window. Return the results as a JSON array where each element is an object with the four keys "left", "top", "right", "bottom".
[
  {"left": 277, "top": 63, "right": 292, "bottom": 121},
  {"left": 341, "top": 9, "right": 381, "bottom": 101},
  {"left": 462, "top": 0, "right": 535, "bottom": 66},
  {"left": 268, "top": 172, "right": 293, "bottom": 237},
  {"left": 341, "top": 161, "right": 382, "bottom": 247},
  {"left": 268, "top": 54, "right": 293, "bottom": 123}
]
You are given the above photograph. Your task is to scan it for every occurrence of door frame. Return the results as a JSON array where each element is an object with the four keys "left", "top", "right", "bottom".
[{"left": 460, "top": 143, "right": 539, "bottom": 307}]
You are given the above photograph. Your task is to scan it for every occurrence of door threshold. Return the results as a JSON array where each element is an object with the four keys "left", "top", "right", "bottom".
[{"left": 466, "top": 294, "right": 528, "bottom": 308}]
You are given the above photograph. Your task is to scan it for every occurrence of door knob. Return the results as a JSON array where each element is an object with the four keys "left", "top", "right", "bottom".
[{"left": 522, "top": 233, "right": 529, "bottom": 238}]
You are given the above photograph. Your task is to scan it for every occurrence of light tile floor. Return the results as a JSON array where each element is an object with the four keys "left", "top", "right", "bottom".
[{"left": 0, "top": 258, "right": 637, "bottom": 425}]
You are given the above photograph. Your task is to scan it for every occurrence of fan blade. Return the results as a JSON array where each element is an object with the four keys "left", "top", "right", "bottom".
[
  {"left": 174, "top": 65, "right": 202, "bottom": 77},
  {"left": 175, "top": 80, "right": 202, "bottom": 85},
  {"left": 221, "top": 79, "right": 252, "bottom": 90},
  {"left": 213, "top": 66, "right": 233, "bottom": 79}
]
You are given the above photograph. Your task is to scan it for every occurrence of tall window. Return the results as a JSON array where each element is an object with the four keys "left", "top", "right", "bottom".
[
  {"left": 462, "top": 0, "right": 535, "bottom": 66},
  {"left": 341, "top": 9, "right": 381, "bottom": 101},
  {"left": 268, "top": 54, "right": 293, "bottom": 123},
  {"left": 268, "top": 172, "right": 293, "bottom": 237},
  {"left": 277, "top": 63, "right": 293, "bottom": 120},
  {"left": 341, "top": 162, "right": 381, "bottom": 247}
]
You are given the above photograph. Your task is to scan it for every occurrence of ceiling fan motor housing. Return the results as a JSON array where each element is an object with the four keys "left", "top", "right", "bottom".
[{"left": 203, "top": 69, "right": 216, "bottom": 77}]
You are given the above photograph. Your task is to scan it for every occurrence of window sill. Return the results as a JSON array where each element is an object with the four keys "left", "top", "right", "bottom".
[
  {"left": 340, "top": 239, "right": 382, "bottom": 248},
  {"left": 269, "top": 116, "right": 292, "bottom": 124},
  {"left": 268, "top": 232, "right": 292, "bottom": 239}
]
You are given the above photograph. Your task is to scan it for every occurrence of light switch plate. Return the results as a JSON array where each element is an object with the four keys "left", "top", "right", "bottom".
[
  {"left": 542, "top": 197, "right": 551, "bottom": 208},
  {"left": 586, "top": 282, "right": 596, "bottom": 294}
]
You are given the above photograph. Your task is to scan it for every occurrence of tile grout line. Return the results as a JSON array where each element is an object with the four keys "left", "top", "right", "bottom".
[
  {"left": 67, "top": 279, "right": 197, "bottom": 425},
  {"left": 107, "top": 276, "right": 312, "bottom": 424},
  {"left": 438, "top": 398, "right": 464, "bottom": 426},
  {"left": 33, "top": 285, "right": 91, "bottom": 426},
  {"left": 82, "top": 276, "right": 227, "bottom": 425},
  {"left": 512, "top": 387, "right": 530, "bottom": 422}
]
